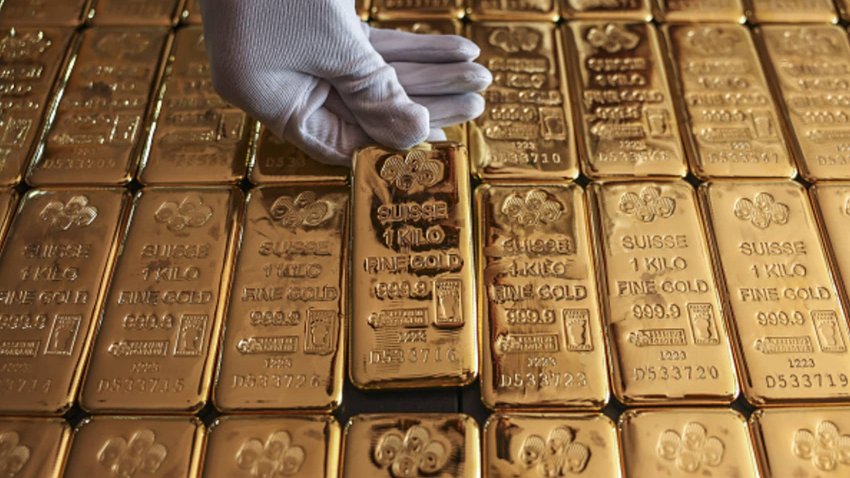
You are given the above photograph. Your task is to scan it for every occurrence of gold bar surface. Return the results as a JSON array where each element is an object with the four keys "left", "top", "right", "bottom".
[
  {"left": 747, "top": 0, "right": 838, "bottom": 24},
  {"left": 90, "top": 0, "right": 184, "bottom": 26},
  {"left": 140, "top": 26, "right": 250, "bottom": 185},
  {"left": 840, "top": 0, "right": 850, "bottom": 21},
  {"left": 371, "top": 0, "right": 465, "bottom": 20},
  {"left": 0, "top": 188, "right": 128, "bottom": 415},
  {"left": 342, "top": 414, "right": 480, "bottom": 478},
  {"left": 653, "top": 0, "right": 746, "bottom": 22},
  {"left": 356, "top": 0, "right": 370, "bottom": 20},
  {"left": 64, "top": 416, "right": 205, "bottom": 477},
  {"left": 565, "top": 22, "right": 687, "bottom": 178},
  {"left": 467, "top": 0, "right": 560, "bottom": 21},
  {"left": 0, "top": 0, "right": 91, "bottom": 26},
  {"left": 757, "top": 25, "right": 850, "bottom": 181},
  {"left": 0, "top": 417, "right": 71, "bottom": 478},
  {"left": 484, "top": 413, "right": 622, "bottom": 477},
  {"left": 468, "top": 23, "right": 578, "bottom": 180},
  {"left": 27, "top": 28, "right": 170, "bottom": 187},
  {"left": 182, "top": 0, "right": 202, "bottom": 24},
  {"left": 247, "top": 125, "right": 348, "bottom": 185},
  {"left": 664, "top": 24, "right": 797, "bottom": 179},
  {"left": 350, "top": 144, "right": 477, "bottom": 389},
  {"left": 477, "top": 184, "right": 609, "bottom": 410},
  {"left": 561, "top": 0, "right": 653, "bottom": 20},
  {"left": 0, "top": 189, "right": 16, "bottom": 244},
  {"left": 80, "top": 187, "right": 242, "bottom": 413},
  {"left": 214, "top": 184, "right": 347, "bottom": 412},
  {"left": 811, "top": 183, "right": 850, "bottom": 313},
  {"left": 699, "top": 180, "right": 850, "bottom": 406},
  {"left": 203, "top": 415, "right": 341, "bottom": 478},
  {"left": 619, "top": 408, "right": 759, "bottom": 478}
]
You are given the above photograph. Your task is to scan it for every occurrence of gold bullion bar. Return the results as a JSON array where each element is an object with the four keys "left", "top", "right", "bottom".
[
  {"left": 27, "top": 28, "right": 170, "bottom": 187},
  {"left": 342, "top": 414, "right": 480, "bottom": 478},
  {"left": 80, "top": 187, "right": 242, "bottom": 413},
  {"left": 664, "top": 24, "right": 797, "bottom": 179},
  {"left": 214, "top": 184, "right": 347, "bottom": 412},
  {"left": 747, "top": 0, "right": 837, "bottom": 23},
  {"left": 466, "top": 0, "right": 560, "bottom": 21},
  {"left": 203, "top": 415, "right": 341, "bottom": 478},
  {"left": 757, "top": 25, "right": 850, "bottom": 181},
  {"left": 811, "top": 183, "right": 850, "bottom": 312},
  {"left": 182, "top": 0, "right": 202, "bottom": 24},
  {"left": 0, "top": 0, "right": 91, "bottom": 26},
  {"left": 0, "top": 189, "right": 128, "bottom": 415},
  {"left": 589, "top": 181, "right": 739, "bottom": 404},
  {"left": 561, "top": 0, "right": 652, "bottom": 20},
  {"left": 619, "top": 408, "right": 759, "bottom": 478},
  {"left": 700, "top": 181, "right": 850, "bottom": 406},
  {"left": 484, "top": 413, "right": 623, "bottom": 477},
  {"left": 248, "top": 125, "right": 348, "bottom": 185},
  {"left": 371, "top": 0, "right": 465, "bottom": 20},
  {"left": 565, "top": 22, "right": 687, "bottom": 178},
  {"left": 140, "top": 26, "right": 250, "bottom": 185},
  {"left": 653, "top": 0, "right": 746, "bottom": 22},
  {"left": 468, "top": 22, "right": 578, "bottom": 180},
  {"left": 90, "top": 0, "right": 184, "bottom": 26},
  {"left": 64, "top": 416, "right": 205, "bottom": 477},
  {"left": 477, "top": 184, "right": 608, "bottom": 410},
  {"left": 0, "top": 418, "right": 71, "bottom": 478}
]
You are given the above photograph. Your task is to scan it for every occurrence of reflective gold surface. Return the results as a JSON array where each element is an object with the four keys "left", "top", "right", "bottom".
[
  {"left": 653, "top": 0, "right": 746, "bottom": 23},
  {"left": 182, "top": 0, "right": 202, "bottom": 24},
  {"left": 699, "top": 181, "right": 850, "bottom": 406},
  {"left": 477, "top": 184, "right": 608, "bottom": 410},
  {"left": 247, "top": 126, "right": 348, "bottom": 185},
  {"left": 90, "top": 0, "right": 184, "bottom": 26},
  {"left": 747, "top": 0, "right": 838, "bottom": 24},
  {"left": 371, "top": 0, "right": 465, "bottom": 20},
  {"left": 0, "top": 0, "right": 91, "bottom": 26},
  {"left": 561, "top": 0, "right": 652, "bottom": 20},
  {"left": 840, "top": 0, "right": 850, "bottom": 21},
  {"left": 356, "top": 0, "right": 370, "bottom": 20},
  {"left": 664, "top": 24, "right": 796, "bottom": 179},
  {"left": 467, "top": 0, "right": 559, "bottom": 21},
  {"left": 589, "top": 181, "right": 739, "bottom": 404},
  {"left": 0, "top": 189, "right": 15, "bottom": 244},
  {"left": 214, "top": 184, "right": 347, "bottom": 412},
  {"left": 565, "top": 22, "right": 687, "bottom": 178},
  {"left": 810, "top": 183, "right": 850, "bottom": 316},
  {"left": 0, "top": 417, "right": 71, "bottom": 478},
  {"left": 80, "top": 187, "right": 242, "bottom": 413}
]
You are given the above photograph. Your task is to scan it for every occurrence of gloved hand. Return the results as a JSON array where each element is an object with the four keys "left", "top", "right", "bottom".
[{"left": 200, "top": 0, "right": 491, "bottom": 165}]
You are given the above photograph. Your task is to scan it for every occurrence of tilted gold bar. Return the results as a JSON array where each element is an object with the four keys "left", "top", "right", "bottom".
[
  {"left": 214, "top": 184, "right": 347, "bottom": 412},
  {"left": 371, "top": 0, "right": 465, "bottom": 20},
  {"left": 565, "top": 22, "right": 687, "bottom": 178},
  {"left": 477, "top": 184, "right": 609, "bottom": 410},
  {"left": 203, "top": 415, "right": 341, "bottom": 478},
  {"left": 756, "top": 25, "right": 850, "bottom": 181},
  {"left": 747, "top": 0, "right": 838, "bottom": 24},
  {"left": 653, "top": 0, "right": 746, "bottom": 23},
  {"left": 663, "top": 24, "right": 797, "bottom": 179},
  {"left": 0, "top": 189, "right": 128, "bottom": 415},
  {"left": 248, "top": 125, "right": 349, "bottom": 185},
  {"left": 0, "top": 0, "right": 91, "bottom": 26},
  {"left": 0, "top": 189, "right": 16, "bottom": 243},
  {"left": 0, "top": 417, "right": 71, "bottom": 478},
  {"left": 80, "top": 187, "right": 242, "bottom": 413},
  {"left": 469, "top": 23, "right": 578, "bottom": 180},
  {"left": 140, "top": 26, "right": 250, "bottom": 185},
  {"left": 182, "top": 0, "right": 202, "bottom": 24},
  {"left": 342, "top": 414, "right": 480, "bottom": 478},
  {"left": 90, "top": 0, "right": 184, "bottom": 26},
  {"left": 699, "top": 181, "right": 850, "bottom": 406},
  {"left": 27, "top": 28, "right": 171, "bottom": 186},
  {"left": 467, "top": 0, "right": 560, "bottom": 21},
  {"left": 350, "top": 143, "right": 478, "bottom": 389},
  {"left": 810, "top": 183, "right": 850, "bottom": 313},
  {"left": 561, "top": 0, "right": 652, "bottom": 20}
]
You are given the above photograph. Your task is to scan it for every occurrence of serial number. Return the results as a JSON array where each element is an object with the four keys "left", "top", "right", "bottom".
[
  {"left": 368, "top": 347, "right": 459, "bottom": 365},
  {"left": 765, "top": 373, "right": 849, "bottom": 389},
  {"left": 0, "top": 378, "right": 51, "bottom": 394},
  {"left": 498, "top": 371, "right": 588, "bottom": 389},
  {"left": 96, "top": 377, "right": 185, "bottom": 393},
  {"left": 230, "top": 374, "right": 322, "bottom": 389},
  {"left": 633, "top": 365, "right": 721, "bottom": 381}
]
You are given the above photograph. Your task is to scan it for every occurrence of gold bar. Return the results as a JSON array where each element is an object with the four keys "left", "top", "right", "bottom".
[
  {"left": 203, "top": 415, "right": 341, "bottom": 478},
  {"left": 0, "top": 188, "right": 128, "bottom": 415},
  {"left": 811, "top": 183, "right": 850, "bottom": 313},
  {"left": 467, "top": 0, "right": 560, "bottom": 21},
  {"left": 663, "top": 24, "right": 797, "bottom": 179},
  {"left": 63, "top": 416, "right": 205, "bottom": 477},
  {"left": 484, "top": 413, "right": 622, "bottom": 477},
  {"left": 356, "top": 0, "right": 370, "bottom": 20},
  {"left": 757, "top": 25, "right": 850, "bottom": 181},
  {"left": 371, "top": 0, "right": 465, "bottom": 20},
  {"left": 90, "top": 0, "right": 184, "bottom": 26},
  {"left": 477, "top": 183, "right": 609, "bottom": 410},
  {"left": 342, "top": 414, "right": 480, "bottom": 478},
  {"left": 653, "top": 0, "right": 746, "bottom": 22},
  {"left": 619, "top": 408, "right": 759, "bottom": 477},
  {"left": 565, "top": 22, "right": 687, "bottom": 178},
  {"left": 699, "top": 180, "right": 850, "bottom": 406},
  {"left": 0, "top": 417, "right": 71, "bottom": 478},
  {"left": 140, "top": 26, "right": 250, "bottom": 185},
  {"left": 0, "top": 0, "right": 91, "bottom": 26},
  {"left": 350, "top": 143, "right": 477, "bottom": 389},
  {"left": 247, "top": 125, "right": 349, "bottom": 185},
  {"left": 214, "top": 184, "right": 347, "bottom": 412},
  {"left": 747, "top": 0, "right": 837, "bottom": 23},
  {"left": 588, "top": 181, "right": 739, "bottom": 405},
  {"left": 27, "top": 27, "right": 171, "bottom": 187},
  {"left": 468, "top": 22, "right": 578, "bottom": 180},
  {"left": 80, "top": 187, "right": 242, "bottom": 413},
  {"left": 562, "top": 0, "right": 652, "bottom": 20},
  {"left": 182, "top": 0, "right": 202, "bottom": 24}
]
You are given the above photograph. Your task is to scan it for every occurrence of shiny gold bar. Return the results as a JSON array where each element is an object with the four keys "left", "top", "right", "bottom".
[
  {"left": 484, "top": 413, "right": 622, "bottom": 477},
  {"left": 467, "top": 0, "right": 560, "bottom": 21},
  {"left": 747, "top": 0, "right": 837, "bottom": 23},
  {"left": 203, "top": 415, "right": 341, "bottom": 478},
  {"left": 562, "top": 0, "right": 652, "bottom": 20},
  {"left": 477, "top": 184, "right": 608, "bottom": 410},
  {"left": 811, "top": 183, "right": 850, "bottom": 312},
  {"left": 350, "top": 143, "right": 477, "bottom": 389},
  {"left": 0, "top": 0, "right": 91, "bottom": 26},
  {"left": 664, "top": 24, "right": 797, "bottom": 179},
  {"left": 214, "top": 184, "right": 347, "bottom": 412},
  {"left": 90, "top": 0, "right": 184, "bottom": 26},
  {"left": 0, "top": 189, "right": 128, "bottom": 415},
  {"left": 371, "top": 0, "right": 465, "bottom": 20},
  {"left": 64, "top": 416, "right": 205, "bottom": 477},
  {"left": 140, "top": 26, "right": 250, "bottom": 185},
  {"left": 0, "top": 417, "right": 71, "bottom": 478},
  {"left": 342, "top": 414, "right": 480, "bottom": 478},
  {"left": 468, "top": 23, "right": 578, "bottom": 180},
  {"left": 588, "top": 181, "right": 739, "bottom": 405},
  {"left": 565, "top": 22, "right": 687, "bottom": 178},
  {"left": 757, "top": 25, "right": 850, "bottom": 181},
  {"left": 248, "top": 125, "right": 349, "bottom": 185},
  {"left": 182, "top": 0, "right": 202, "bottom": 24},
  {"left": 80, "top": 187, "right": 242, "bottom": 413},
  {"left": 699, "top": 181, "right": 850, "bottom": 406},
  {"left": 27, "top": 28, "right": 170, "bottom": 187},
  {"left": 653, "top": 0, "right": 746, "bottom": 22}
]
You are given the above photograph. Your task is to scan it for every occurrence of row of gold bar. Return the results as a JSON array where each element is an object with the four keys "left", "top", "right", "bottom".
[{"left": 0, "top": 0, "right": 199, "bottom": 26}]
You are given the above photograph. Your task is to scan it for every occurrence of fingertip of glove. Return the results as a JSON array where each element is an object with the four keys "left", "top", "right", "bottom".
[
  {"left": 463, "top": 64, "right": 493, "bottom": 92},
  {"left": 371, "top": 102, "right": 430, "bottom": 151}
]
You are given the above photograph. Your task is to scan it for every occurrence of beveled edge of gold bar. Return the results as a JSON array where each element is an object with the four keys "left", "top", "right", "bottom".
[
  {"left": 745, "top": 1, "right": 839, "bottom": 24},
  {"left": 0, "top": 189, "right": 18, "bottom": 250},
  {"left": 370, "top": 1, "right": 466, "bottom": 21},
  {"left": 88, "top": 0, "right": 187, "bottom": 26},
  {"left": 808, "top": 182, "right": 850, "bottom": 325},
  {"left": 561, "top": 0, "right": 653, "bottom": 21},
  {"left": 651, "top": 0, "right": 746, "bottom": 23},
  {"left": 465, "top": 1, "right": 561, "bottom": 22}
]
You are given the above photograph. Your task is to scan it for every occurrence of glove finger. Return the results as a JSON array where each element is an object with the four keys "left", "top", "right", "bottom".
[
  {"left": 410, "top": 93, "right": 485, "bottom": 128},
  {"left": 369, "top": 27, "right": 480, "bottom": 63},
  {"left": 391, "top": 62, "right": 492, "bottom": 96},
  {"left": 428, "top": 128, "right": 447, "bottom": 142},
  {"left": 285, "top": 106, "right": 370, "bottom": 167}
]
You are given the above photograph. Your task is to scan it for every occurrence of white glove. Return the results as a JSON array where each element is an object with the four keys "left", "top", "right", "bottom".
[{"left": 200, "top": 0, "right": 491, "bottom": 165}]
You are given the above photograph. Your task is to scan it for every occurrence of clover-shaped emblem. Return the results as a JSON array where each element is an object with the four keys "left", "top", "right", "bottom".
[
  {"left": 154, "top": 194, "right": 213, "bottom": 234},
  {"left": 618, "top": 186, "right": 675, "bottom": 222},
  {"left": 97, "top": 429, "right": 168, "bottom": 478},
  {"left": 488, "top": 26, "right": 542, "bottom": 53},
  {"left": 685, "top": 27, "right": 740, "bottom": 55},
  {"left": 269, "top": 192, "right": 333, "bottom": 229},
  {"left": 39, "top": 195, "right": 98, "bottom": 230},
  {"left": 380, "top": 150, "right": 444, "bottom": 191},
  {"left": 519, "top": 426, "right": 590, "bottom": 477},
  {"left": 501, "top": 189, "right": 564, "bottom": 226},
  {"left": 235, "top": 430, "right": 305, "bottom": 477},
  {"left": 373, "top": 425, "right": 450, "bottom": 478},
  {"left": 793, "top": 421, "right": 850, "bottom": 471},
  {"left": 0, "top": 430, "right": 30, "bottom": 477},
  {"left": 778, "top": 28, "right": 839, "bottom": 56},
  {"left": 95, "top": 32, "right": 150, "bottom": 58},
  {"left": 586, "top": 24, "right": 639, "bottom": 53},
  {"left": 734, "top": 193, "right": 789, "bottom": 229},
  {"left": 657, "top": 422, "right": 724, "bottom": 472}
]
